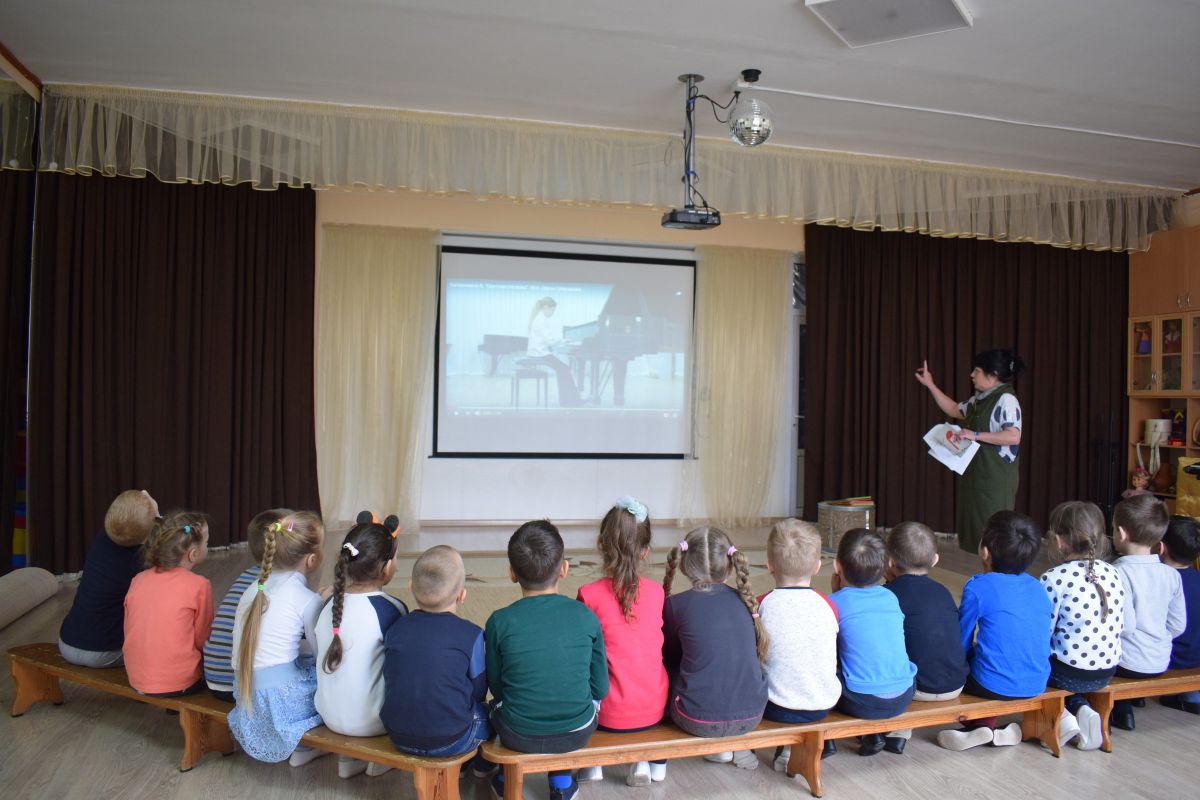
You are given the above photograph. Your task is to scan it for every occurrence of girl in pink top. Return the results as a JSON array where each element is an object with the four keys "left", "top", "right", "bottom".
[
  {"left": 577, "top": 496, "right": 668, "bottom": 787},
  {"left": 123, "top": 511, "right": 214, "bottom": 696}
]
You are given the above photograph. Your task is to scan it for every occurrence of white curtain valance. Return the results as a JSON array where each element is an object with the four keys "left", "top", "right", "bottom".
[
  {"left": 37, "top": 83, "right": 1179, "bottom": 252},
  {"left": 1, "top": 81, "right": 37, "bottom": 171}
]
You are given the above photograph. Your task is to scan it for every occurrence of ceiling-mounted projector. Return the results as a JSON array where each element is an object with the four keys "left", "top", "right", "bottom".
[{"left": 661, "top": 206, "right": 722, "bottom": 230}]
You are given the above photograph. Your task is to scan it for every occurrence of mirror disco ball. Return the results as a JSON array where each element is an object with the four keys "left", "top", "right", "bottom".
[{"left": 729, "top": 95, "right": 773, "bottom": 146}]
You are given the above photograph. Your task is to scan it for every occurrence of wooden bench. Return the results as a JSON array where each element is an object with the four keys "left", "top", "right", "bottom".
[
  {"left": 8, "top": 642, "right": 474, "bottom": 800},
  {"left": 482, "top": 689, "right": 1069, "bottom": 798},
  {"left": 1085, "top": 667, "right": 1200, "bottom": 753}
]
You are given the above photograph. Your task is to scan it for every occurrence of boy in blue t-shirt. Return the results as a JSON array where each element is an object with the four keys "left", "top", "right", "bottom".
[
  {"left": 1158, "top": 515, "right": 1200, "bottom": 714},
  {"left": 938, "top": 511, "right": 1052, "bottom": 751},
  {"left": 382, "top": 545, "right": 492, "bottom": 772},
  {"left": 829, "top": 528, "right": 917, "bottom": 756},
  {"left": 882, "top": 521, "right": 968, "bottom": 753}
]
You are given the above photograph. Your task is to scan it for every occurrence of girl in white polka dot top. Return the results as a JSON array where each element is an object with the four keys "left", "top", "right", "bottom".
[{"left": 1040, "top": 501, "right": 1127, "bottom": 751}]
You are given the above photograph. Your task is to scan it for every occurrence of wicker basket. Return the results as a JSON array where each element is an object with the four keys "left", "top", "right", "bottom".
[{"left": 817, "top": 500, "right": 876, "bottom": 550}]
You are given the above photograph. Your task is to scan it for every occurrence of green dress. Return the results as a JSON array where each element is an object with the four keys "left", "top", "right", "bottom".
[{"left": 956, "top": 384, "right": 1020, "bottom": 553}]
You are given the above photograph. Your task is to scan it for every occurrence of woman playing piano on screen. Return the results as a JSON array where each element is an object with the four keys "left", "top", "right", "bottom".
[{"left": 526, "top": 297, "right": 584, "bottom": 407}]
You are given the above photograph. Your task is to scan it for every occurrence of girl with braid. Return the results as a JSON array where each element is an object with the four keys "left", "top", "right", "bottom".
[
  {"left": 314, "top": 522, "right": 407, "bottom": 779},
  {"left": 229, "top": 511, "right": 328, "bottom": 766},
  {"left": 662, "top": 527, "right": 768, "bottom": 770},
  {"left": 576, "top": 497, "right": 669, "bottom": 786},
  {"left": 1040, "top": 501, "right": 1127, "bottom": 751}
]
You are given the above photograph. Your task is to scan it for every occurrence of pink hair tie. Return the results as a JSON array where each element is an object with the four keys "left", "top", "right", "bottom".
[
  {"left": 678, "top": 540, "right": 689, "bottom": 551},
  {"left": 751, "top": 612, "right": 760, "bottom": 619},
  {"left": 331, "top": 626, "right": 341, "bottom": 636},
  {"left": 726, "top": 546, "right": 738, "bottom": 557}
]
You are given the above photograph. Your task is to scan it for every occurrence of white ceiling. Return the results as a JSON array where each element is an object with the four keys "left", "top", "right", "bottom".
[{"left": 3, "top": 0, "right": 1199, "bottom": 190}]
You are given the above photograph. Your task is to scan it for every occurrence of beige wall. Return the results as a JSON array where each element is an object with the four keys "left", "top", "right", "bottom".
[
  {"left": 314, "top": 189, "right": 801, "bottom": 522},
  {"left": 316, "top": 188, "right": 805, "bottom": 251}
]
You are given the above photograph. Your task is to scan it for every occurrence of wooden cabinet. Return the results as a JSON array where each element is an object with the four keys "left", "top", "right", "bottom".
[{"left": 1127, "top": 227, "right": 1200, "bottom": 507}]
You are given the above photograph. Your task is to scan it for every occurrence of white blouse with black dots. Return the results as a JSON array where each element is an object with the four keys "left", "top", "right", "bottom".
[{"left": 1039, "top": 559, "right": 1127, "bottom": 671}]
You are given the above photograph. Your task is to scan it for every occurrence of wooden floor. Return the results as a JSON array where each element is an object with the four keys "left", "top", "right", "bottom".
[{"left": 3, "top": 527, "right": 1198, "bottom": 799}]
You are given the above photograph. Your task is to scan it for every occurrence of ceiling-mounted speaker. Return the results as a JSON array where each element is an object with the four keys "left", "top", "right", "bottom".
[{"left": 805, "top": 0, "right": 973, "bottom": 49}]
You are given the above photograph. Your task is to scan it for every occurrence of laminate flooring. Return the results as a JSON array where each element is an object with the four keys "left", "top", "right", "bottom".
[{"left": 2, "top": 526, "right": 1197, "bottom": 799}]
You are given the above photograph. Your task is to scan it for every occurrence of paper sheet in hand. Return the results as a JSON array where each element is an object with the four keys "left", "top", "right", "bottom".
[{"left": 923, "top": 423, "right": 979, "bottom": 475}]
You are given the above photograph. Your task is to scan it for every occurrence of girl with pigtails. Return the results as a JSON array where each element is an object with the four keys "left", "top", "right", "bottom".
[
  {"left": 1039, "top": 501, "right": 1126, "bottom": 751},
  {"left": 576, "top": 497, "right": 669, "bottom": 786},
  {"left": 314, "top": 522, "right": 407, "bottom": 779},
  {"left": 662, "top": 526, "right": 768, "bottom": 770},
  {"left": 229, "top": 511, "right": 328, "bottom": 766}
]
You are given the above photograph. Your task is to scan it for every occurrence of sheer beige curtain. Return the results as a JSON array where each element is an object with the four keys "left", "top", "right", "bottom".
[
  {"left": 316, "top": 225, "right": 437, "bottom": 531},
  {"left": 39, "top": 84, "right": 1177, "bottom": 252},
  {"left": 686, "top": 246, "right": 793, "bottom": 525}
]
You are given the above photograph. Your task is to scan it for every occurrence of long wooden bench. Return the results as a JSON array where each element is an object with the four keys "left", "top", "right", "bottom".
[
  {"left": 1085, "top": 667, "right": 1200, "bottom": 753},
  {"left": 7, "top": 642, "right": 473, "bottom": 800},
  {"left": 482, "top": 689, "right": 1069, "bottom": 798}
]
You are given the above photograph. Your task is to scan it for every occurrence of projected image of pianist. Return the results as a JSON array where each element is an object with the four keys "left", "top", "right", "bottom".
[{"left": 525, "top": 297, "right": 584, "bottom": 407}]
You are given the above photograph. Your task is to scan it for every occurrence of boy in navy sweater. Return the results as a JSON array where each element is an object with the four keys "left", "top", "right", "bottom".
[
  {"left": 382, "top": 545, "right": 492, "bottom": 768},
  {"left": 882, "top": 522, "right": 968, "bottom": 753},
  {"left": 59, "top": 490, "right": 159, "bottom": 667},
  {"left": 1157, "top": 515, "right": 1200, "bottom": 714},
  {"left": 938, "top": 511, "right": 1052, "bottom": 751},
  {"left": 829, "top": 528, "right": 917, "bottom": 756}
]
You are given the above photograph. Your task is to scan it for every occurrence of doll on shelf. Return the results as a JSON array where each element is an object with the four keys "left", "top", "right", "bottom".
[
  {"left": 1123, "top": 466, "right": 1154, "bottom": 499},
  {"left": 1164, "top": 320, "right": 1183, "bottom": 354}
]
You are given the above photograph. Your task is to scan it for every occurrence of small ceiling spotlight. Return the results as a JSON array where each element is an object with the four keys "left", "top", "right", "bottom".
[{"left": 662, "top": 69, "right": 772, "bottom": 231}]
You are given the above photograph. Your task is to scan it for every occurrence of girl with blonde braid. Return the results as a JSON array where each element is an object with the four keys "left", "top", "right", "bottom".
[
  {"left": 576, "top": 497, "right": 669, "bottom": 786},
  {"left": 1040, "top": 501, "right": 1127, "bottom": 751},
  {"left": 314, "top": 522, "right": 407, "bottom": 779},
  {"left": 229, "top": 511, "right": 328, "bottom": 766},
  {"left": 662, "top": 527, "right": 768, "bottom": 770}
]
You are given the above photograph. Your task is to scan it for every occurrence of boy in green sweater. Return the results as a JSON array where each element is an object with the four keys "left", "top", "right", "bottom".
[{"left": 486, "top": 520, "right": 608, "bottom": 800}]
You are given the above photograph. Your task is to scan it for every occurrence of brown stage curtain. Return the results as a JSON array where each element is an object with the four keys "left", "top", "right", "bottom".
[
  {"left": 805, "top": 224, "right": 1127, "bottom": 532},
  {"left": 29, "top": 174, "right": 319, "bottom": 573},
  {"left": 0, "top": 169, "right": 35, "bottom": 574}
]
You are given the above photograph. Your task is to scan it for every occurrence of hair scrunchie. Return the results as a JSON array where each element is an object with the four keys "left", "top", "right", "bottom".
[
  {"left": 616, "top": 495, "right": 648, "bottom": 523},
  {"left": 677, "top": 540, "right": 689, "bottom": 551},
  {"left": 726, "top": 545, "right": 738, "bottom": 557}
]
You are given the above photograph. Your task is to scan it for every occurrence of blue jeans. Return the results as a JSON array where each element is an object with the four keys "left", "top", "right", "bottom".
[
  {"left": 394, "top": 702, "right": 493, "bottom": 758},
  {"left": 490, "top": 701, "right": 598, "bottom": 785}
]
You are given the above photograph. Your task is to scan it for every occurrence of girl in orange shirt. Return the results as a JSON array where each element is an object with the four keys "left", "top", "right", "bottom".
[{"left": 123, "top": 511, "right": 214, "bottom": 696}]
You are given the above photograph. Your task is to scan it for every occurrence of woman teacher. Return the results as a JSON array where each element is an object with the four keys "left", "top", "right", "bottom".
[{"left": 915, "top": 349, "right": 1026, "bottom": 553}]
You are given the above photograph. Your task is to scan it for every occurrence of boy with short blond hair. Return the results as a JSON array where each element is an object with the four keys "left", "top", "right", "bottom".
[
  {"left": 882, "top": 522, "right": 968, "bottom": 753},
  {"left": 59, "top": 490, "right": 160, "bottom": 667},
  {"left": 759, "top": 519, "right": 841, "bottom": 769},
  {"left": 1110, "top": 495, "right": 1186, "bottom": 730},
  {"left": 382, "top": 545, "right": 492, "bottom": 769}
]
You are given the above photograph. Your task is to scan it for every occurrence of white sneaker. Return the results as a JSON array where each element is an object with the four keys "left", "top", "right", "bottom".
[
  {"left": 1057, "top": 709, "right": 1081, "bottom": 748},
  {"left": 288, "top": 746, "right": 330, "bottom": 767},
  {"left": 937, "top": 727, "right": 993, "bottom": 751},
  {"left": 1075, "top": 705, "right": 1103, "bottom": 751},
  {"left": 773, "top": 746, "right": 791, "bottom": 773},
  {"left": 366, "top": 762, "right": 393, "bottom": 777},
  {"left": 648, "top": 761, "right": 667, "bottom": 782},
  {"left": 991, "top": 722, "right": 1023, "bottom": 747},
  {"left": 577, "top": 765, "right": 603, "bottom": 782},
  {"left": 703, "top": 751, "right": 734, "bottom": 763},
  {"left": 626, "top": 762, "right": 651, "bottom": 787},
  {"left": 731, "top": 750, "right": 759, "bottom": 770},
  {"left": 337, "top": 756, "right": 367, "bottom": 779}
]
